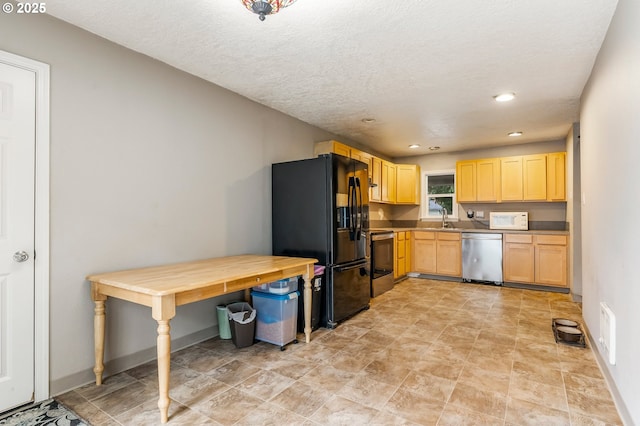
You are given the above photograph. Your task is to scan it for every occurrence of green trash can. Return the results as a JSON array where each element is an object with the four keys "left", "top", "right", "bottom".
[{"left": 217, "top": 305, "right": 232, "bottom": 339}]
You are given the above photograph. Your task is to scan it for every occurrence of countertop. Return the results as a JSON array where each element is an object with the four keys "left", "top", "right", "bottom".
[{"left": 371, "top": 227, "right": 569, "bottom": 235}]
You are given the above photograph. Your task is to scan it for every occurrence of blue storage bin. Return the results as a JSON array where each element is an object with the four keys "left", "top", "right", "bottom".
[{"left": 251, "top": 291, "right": 299, "bottom": 349}]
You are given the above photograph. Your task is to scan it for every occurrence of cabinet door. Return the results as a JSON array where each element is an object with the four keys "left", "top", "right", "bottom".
[
  {"left": 333, "top": 143, "right": 351, "bottom": 158},
  {"left": 395, "top": 232, "right": 406, "bottom": 278},
  {"left": 405, "top": 233, "right": 412, "bottom": 274},
  {"left": 523, "top": 154, "right": 547, "bottom": 200},
  {"left": 314, "top": 140, "right": 351, "bottom": 158},
  {"left": 535, "top": 244, "right": 567, "bottom": 286},
  {"left": 370, "top": 157, "right": 382, "bottom": 202},
  {"left": 413, "top": 237, "right": 436, "bottom": 274},
  {"left": 476, "top": 158, "right": 501, "bottom": 202},
  {"left": 547, "top": 152, "right": 566, "bottom": 201},
  {"left": 436, "top": 233, "right": 461, "bottom": 277},
  {"left": 396, "top": 164, "right": 420, "bottom": 204},
  {"left": 534, "top": 235, "right": 567, "bottom": 287},
  {"left": 381, "top": 161, "right": 397, "bottom": 203},
  {"left": 501, "top": 156, "right": 524, "bottom": 201},
  {"left": 456, "top": 160, "right": 476, "bottom": 202},
  {"left": 503, "top": 242, "right": 535, "bottom": 283}
]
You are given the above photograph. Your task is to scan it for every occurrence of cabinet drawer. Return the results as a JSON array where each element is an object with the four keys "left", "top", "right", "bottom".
[
  {"left": 227, "top": 271, "right": 284, "bottom": 292},
  {"left": 535, "top": 235, "right": 567, "bottom": 245},
  {"left": 437, "top": 232, "right": 460, "bottom": 241},
  {"left": 504, "top": 234, "right": 533, "bottom": 244},
  {"left": 414, "top": 231, "right": 435, "bottom": 240},
  {"left": 396, "top": 232, "right": 405, "bottom": 241}
]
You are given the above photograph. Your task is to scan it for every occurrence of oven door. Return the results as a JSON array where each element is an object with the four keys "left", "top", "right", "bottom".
[{"left": 371, "top": 233, "right": 394, "bottom": 279}]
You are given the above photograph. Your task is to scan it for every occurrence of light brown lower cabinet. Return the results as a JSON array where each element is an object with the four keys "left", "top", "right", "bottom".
[
  {"left": 412, "top": 231, "right": 461, "bottom": 277},
  {"left": 395, "top": 232, "right": 406, "bottom": 279},
  {"left": 503, "top": 233, "right": 567, "bottom": 287},
  {"left": 413, "top": 231, "right": 437, "bottom": 274},
  {"left": 394, "top": 231, "right": 413, "bottom": 279}
]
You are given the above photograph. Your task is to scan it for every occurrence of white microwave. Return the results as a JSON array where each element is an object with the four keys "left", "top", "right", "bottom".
[{"left": 489, "top": 212, "right": 529, "bottom": 230}]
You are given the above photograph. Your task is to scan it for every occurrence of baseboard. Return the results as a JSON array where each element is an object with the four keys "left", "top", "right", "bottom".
[
  {"left": 583, "top": 325, "right": 633, "bottom": 425},
  {"left": 50, "top": 327, "right": 218, "bottom": 397}
]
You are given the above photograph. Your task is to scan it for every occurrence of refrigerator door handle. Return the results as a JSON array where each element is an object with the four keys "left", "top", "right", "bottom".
[
  {"left": 355, "top": 177, "right": 362, "bottom": 240},
  {"left": 348, "top": 176, "right": 357, "bottom": 240},
  {"left": 334, "top": 261, "right": 367, "bottom": 273}
]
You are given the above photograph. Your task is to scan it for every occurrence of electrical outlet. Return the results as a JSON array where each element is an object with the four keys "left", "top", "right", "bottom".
[{"left": 476, "top": 211, "right": 484, "bottom": 219}]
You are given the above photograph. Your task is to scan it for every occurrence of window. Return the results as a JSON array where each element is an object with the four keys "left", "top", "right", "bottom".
[{"left": 421, "top": 170, "right": 457, "bottom": 220}]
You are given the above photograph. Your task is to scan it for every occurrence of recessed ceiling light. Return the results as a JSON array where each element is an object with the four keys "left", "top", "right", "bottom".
[
  {"left": 508, "top": 131, "right": 523, "bottom": 137},
  {"left": 428, "top": 146, "right": 440, "bottom": 151},
  {"left": 409, "top": 144, "right": 420, "bottom": 149},
  {"left": 494, "top": 92, "right": 516, "bottom": 102},
  {"left": 361, "top": 118, "right": 376, "bottom": 123}
]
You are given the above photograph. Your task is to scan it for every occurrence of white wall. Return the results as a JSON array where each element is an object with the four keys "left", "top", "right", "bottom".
[
  {"left": 580, "top": 0, "right": 639, "bottom": 422},
  {"left": 0, "top": 13, "right": 343, "bottom": 393}
]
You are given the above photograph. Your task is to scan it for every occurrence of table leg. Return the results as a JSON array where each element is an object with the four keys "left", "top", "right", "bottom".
[
  {"left": 152, "top": 295, "right": 176, "bottom": 424},
  {"left": 156, "top": 319, "right": 171, "bottom": 423},
  {"left": 91, "top": 283, "right": 107, "bottom": 386},
  {"left": 93, "top": 300, "right": 106, "bottom": 385},
  {"left": 303, "top": 266, "right": 312, "bottom": 343}
]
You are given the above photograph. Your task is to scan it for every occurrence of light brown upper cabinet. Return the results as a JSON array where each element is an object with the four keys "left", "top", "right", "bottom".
[
  {"left": 314, "top": 141, "right": 420, "bottom": 205},
  {"left": 396, "top": 164, "right": 421, "bottom": 204},
  {"left": 370, "top": 156, "right": 382, "bottom": 202},
  {"left": 456, "top": 160, "right": 476, "bottom": 202},
  {"left": 500, "top": 152, "right": 566, "bottom": 201},
  {"left": 523, "top": 154, "right": 547, "bottom": 201},
  {"left": 500, "top": 156, "right": 524, "bottom": 201},
  {"left": 314, "top": 140, "right": 351, "bottom": 158},
  {"left": 456, "top": 158, "right": 500, "bottom": 202},
  {"left": 381, "top": 161, "right": 397, "bottom": 203},
  {"left": 546, "top": 152, "right": 566, "bottom": 201},
  {"left": 476, "top": 158, "right": 501, "bottom": 201}
]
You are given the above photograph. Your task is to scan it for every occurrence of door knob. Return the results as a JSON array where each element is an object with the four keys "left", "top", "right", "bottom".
[{"left": 13, "top": 251, "right": 29, "bottom": 262}]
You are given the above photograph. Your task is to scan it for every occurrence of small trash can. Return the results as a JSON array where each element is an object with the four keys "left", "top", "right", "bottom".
[
  {"left": 227, "top": 302, "right": 256, "bottom": 348},
  {"left": 216, "top": 305, "right": 232, "bottom": 339}
]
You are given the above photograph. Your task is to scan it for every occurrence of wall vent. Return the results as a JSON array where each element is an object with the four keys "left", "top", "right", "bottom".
[{"left": 599, "top": 302, "right": 616, "bottom": 365}]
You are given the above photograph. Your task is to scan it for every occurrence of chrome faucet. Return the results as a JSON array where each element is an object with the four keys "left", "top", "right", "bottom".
[{"left": 441, "top": 207, "right": 448, "bottom": 228}]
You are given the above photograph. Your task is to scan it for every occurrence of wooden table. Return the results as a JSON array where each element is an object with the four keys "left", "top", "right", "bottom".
[{"left": 87, "top": 254, "right": 318, "bottom": 423}]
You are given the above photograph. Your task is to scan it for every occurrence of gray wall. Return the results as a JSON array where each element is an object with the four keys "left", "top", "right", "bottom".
[
  {"left": 0, "top": 13, "right": 342, "bottom": 394},
  {"left": 580, "top": 0, "right": 639, "bottom": 422}
]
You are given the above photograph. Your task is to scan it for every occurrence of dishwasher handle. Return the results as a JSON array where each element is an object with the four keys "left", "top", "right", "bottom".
[{"left": 461, "top": 233, "right": 503, "bottom": 240}]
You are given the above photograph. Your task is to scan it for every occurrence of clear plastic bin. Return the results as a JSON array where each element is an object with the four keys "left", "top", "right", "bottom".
[
  {"left": 251, "top": 291, "right": 299, "bottom": 349},
  {"left": 252, "top": 276, "right": 299, "bottom": 295}
]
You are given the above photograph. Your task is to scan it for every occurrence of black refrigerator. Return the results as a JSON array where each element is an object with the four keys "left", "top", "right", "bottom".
[{"left": 272, "top": 153, "right": 370, "bottom": 328}]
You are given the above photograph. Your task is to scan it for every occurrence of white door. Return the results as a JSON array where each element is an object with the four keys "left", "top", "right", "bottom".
[{"left": 0, "top": 62, "right": 36, "bottom": 411}]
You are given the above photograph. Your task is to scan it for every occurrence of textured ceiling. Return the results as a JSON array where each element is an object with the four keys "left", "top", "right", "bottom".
[{"left": 46, "top": 0, "right": 618, "bottom": 158}]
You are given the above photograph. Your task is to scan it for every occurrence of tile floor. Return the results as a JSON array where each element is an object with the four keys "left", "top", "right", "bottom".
[{"left": 57, "top": 278, "right": 623, "bottom": 425}]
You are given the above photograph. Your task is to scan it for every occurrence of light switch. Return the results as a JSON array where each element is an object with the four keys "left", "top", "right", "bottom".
[{"left": 476, "top": 211, "right": 484, "bottom": 218}]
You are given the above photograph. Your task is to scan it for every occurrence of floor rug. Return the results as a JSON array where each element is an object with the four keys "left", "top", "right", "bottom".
[{"left": 0, "top": 399, "right": 88, "bottom": 426}]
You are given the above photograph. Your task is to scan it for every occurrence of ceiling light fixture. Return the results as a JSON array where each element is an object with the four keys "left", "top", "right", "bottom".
[
  {"left": 494, "top": 92, "right": 516, "bottom": 102},
  {"left": 241, "top": 0, "right": 298, "bottom": 21},
  {"left": 361, "top": 118, "right": 376, "bottom": 124},
  {"left": 428, "top": 146, "right": 440, "bottom": 151},
  {"left": 409, "top": 144, "right": 420, "bottom": 149},
  {"left": 508, "top": 131, "right": 523, "bottom": 137}
]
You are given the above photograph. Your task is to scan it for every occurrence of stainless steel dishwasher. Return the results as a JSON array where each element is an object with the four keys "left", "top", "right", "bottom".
[{"left": 462, "top": 233, "right": 503, "bottom": 285}]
